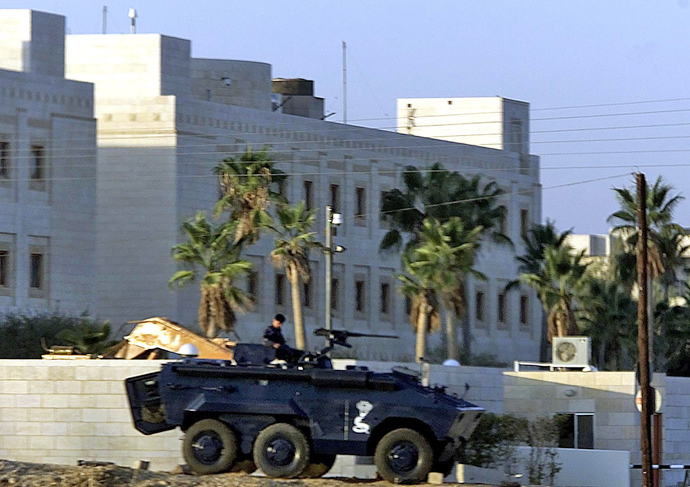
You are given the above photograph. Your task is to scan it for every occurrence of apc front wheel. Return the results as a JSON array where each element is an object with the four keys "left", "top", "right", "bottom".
[
  {"left": 182, "top": 419, "right": 238, "bottom": 475},
  {"left": 374, "top": 428, "right": 433, "bottom": 484},
  {"left": 253, "top": 423, "right": 311, "bottom": 478}
]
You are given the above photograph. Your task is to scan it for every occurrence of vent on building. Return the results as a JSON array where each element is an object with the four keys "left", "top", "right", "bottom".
[{"left": 552, "top": 336, "right": 591, "bottom": 367}]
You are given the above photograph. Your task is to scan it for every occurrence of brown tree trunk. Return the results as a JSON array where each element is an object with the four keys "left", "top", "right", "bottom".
[
  {"left": 415, "top": 301, "right": 428, "bottom": 363},
  {"left": 444, "top": 303, "right": 457, "bottom": 361},
  {"left": 288, "top": 262, "right": 305, "bottom": 350}
]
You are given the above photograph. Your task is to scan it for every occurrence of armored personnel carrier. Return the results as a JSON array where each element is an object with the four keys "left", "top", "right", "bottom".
[{"left": 125, "top": 329, "right": 483, "bottom": 484}]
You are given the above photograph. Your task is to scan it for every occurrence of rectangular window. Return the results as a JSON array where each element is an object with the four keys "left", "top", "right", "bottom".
[
  {"left": 355, "top": 280, "right": 365, "bottom": 312},
  {"left": 475, "top": 291, "right": 485, "bottom": 322},
  {"left": 380, "top": 190, "right": 388, "bottom": 225},
  {"left": 380, "top": 283, "right": 390, "bottom": 314},
  {"left": 0, "top": 142, "right": 9, "bottom": 178},
  {"left": 556, "top": 413, "right": 594, "bottom": 449},
  {"left": 331, "top": 278, "right": 339, "bottom": 311},
  {"left": 30, "top": 253, "right": 43, "bottom": 289},
  {"left": 303, "top": 180, "right": 313, "bottom": 211},
  {"left": 355, "top": 187, "right": 366, "bottom": 226},
  {"left": 498, "top": 293, "right": 507, "bottom": 324},
  {"left": 248, "top": 271, "right": 258, "bottom": 305},
  {"left": 303, "top": 281, "right": 311, "bottom": 308},
  {"left": 275, "top": 274, "right": 285, "bottom": 306},
  {"left": 0, "top": 250, "right": 7, "bottom": 286},
  {"left": 31, "top": 145, "right": 45, "bottom": 180},
  {"left": 405, "top": 296, "right": 412, "bottom": 315},
  {"left": 520, "top": 209, "right": 529, "bottom": 236},
  {"left": 520, "top": 294, "right": 529, "bottom": 326},
  {"left": 330, "top": 184, "right": 340, "bottom": 213}
]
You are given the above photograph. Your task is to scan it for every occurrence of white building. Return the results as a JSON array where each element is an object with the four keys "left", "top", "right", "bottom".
[
  {"left": 0, "top": 10, "right": 97, "bottom": 317},
  {"left": 0, "top": 10, "right": 544, "bottom": 362}
]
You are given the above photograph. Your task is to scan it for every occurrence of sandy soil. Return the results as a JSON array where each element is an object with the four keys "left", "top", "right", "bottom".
[{"left": 0, "top": 459, "right": 504, "bottom": 487}]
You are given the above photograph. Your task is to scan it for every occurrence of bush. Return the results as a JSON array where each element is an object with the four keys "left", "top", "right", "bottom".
[
  {"left": 0, "top": 311, "right": 114, "bottom": 358},
  {"left": 456, "top": 413, "right": 528, "bottom": 468}
]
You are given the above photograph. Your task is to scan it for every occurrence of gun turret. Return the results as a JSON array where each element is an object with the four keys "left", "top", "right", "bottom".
[{"left": 314, "top": 328, "right": 398, "bottom": 348}]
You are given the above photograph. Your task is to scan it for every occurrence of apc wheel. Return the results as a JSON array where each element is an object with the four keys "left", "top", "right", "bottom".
[
  {"left": 374, "top": 428, "right": 434, "bottom": 484},
  {"left": 300, "top": 453, "right": 337, "bottom": 478},
  {"left": 253, "top": 423, "right": 311, "bottom": 478},
  {"left": 182, "top": 419, "right": 238, "bottom": 475}
]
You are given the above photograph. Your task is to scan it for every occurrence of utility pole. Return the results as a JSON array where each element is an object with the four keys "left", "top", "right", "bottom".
[
  {"left": 102, "top": 6, "right": 107, "bottom": 34},
  {"left": 325, "top": 205, "right": 333, "bottom": 337},
  {"left": 323, "top": 206, "right": 344, "bottom": 349},
  {"left": 637, "top": 172, "right": 653, "bottom": 487}
]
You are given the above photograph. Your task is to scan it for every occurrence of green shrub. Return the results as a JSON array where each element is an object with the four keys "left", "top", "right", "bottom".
[{"left": 0, "top": 311, "right": 114, "bottom": 358}]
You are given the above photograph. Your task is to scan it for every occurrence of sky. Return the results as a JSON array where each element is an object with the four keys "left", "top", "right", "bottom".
[{"left": 5, "top": 0, "right": 690, "bottom": 235}]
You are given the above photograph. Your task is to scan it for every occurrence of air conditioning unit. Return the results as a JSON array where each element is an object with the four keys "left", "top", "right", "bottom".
[{"left": 552, "top": 336, "right": 591, "bottom": 367}]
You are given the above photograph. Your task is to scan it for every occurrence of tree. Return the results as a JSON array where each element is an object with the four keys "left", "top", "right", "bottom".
[
  {"left": 577, "top": 277, "right": 637, "bottom": 370},
  {"left": 511, "top": 220, "right": 573, "bottom": 361},
  {"left": 397, "top": 218, "right": 483, "bottom": 362},
  {"left": 521, "top": 245, "right": 589, "bottom": 341},
  {"left": 397, "top": 260, "right": 440, "bottom": 364},
  {"left": 420, "top": 218, "right": 485, "bottom": 360},
  {"left": 214, "top": 147, "right": 285, "bottom": 244},
  {"left": 169, "top": 213, "right": 252, "bottom": 337},
  {"left": 608, "top": 175, "right": 686, "bottom": 289},
  {"left": 382, "top": 164, "right": 507, "bottom": 358},
  {"left": 55, "top": 320, "right": 117, "bottom": 355},
  {"left": 268, "top": 202, "right": 319, "bottom": 350},
  {"left": 380, "top": 163, "right": 507, "bottom": 252}
]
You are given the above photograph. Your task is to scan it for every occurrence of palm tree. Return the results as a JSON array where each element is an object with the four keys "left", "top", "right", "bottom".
[
  {"left": 398, "top": 218, "right": 483, "bottom": 362},
  {"left": 55, "top": 320, "right": 117, "bottom": 355},
  {"left": 380, "top": 163, "right": 507, "bottom": 252},
  {"left": 214, "top": 147, "right": 285, "bottom": 244},
  {"left": 511, "top": 220, "right": 573, "bottom": 361},
  {"left": 520, "top": 245, "right": 589, "bottom": 342},
  {"left": 419, "top": 218, "right": 485, "bottom": 360},
  {"left": 577, "top": 277, "right": 637, "bottom": 370},
  {"left": 169, "top": 213, "right": 252, "bottom": 338},
  {"left": 269, "top": 202, "right": 319, "bottom": 350},
  {"left": 608, "top": 175, "right": 686, "bottom": 287},
  {"left": 397, "top": 255, "right": 441, "bottom": 364}
]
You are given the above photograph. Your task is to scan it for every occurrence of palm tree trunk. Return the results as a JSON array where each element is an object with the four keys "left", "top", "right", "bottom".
[
  {"left": 288, "top": 262, "right": 305, "bottom": 350},
  {"left": 415, "top": 302, "right": 428, "bottom": 363},
  {"left": 444, "top": 303, "right": 457, "bottom": 361}
]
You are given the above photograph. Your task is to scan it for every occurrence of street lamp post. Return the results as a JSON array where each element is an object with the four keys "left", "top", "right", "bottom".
[{"left": 324, "top": 206, "right": 343, "bottom": 349}]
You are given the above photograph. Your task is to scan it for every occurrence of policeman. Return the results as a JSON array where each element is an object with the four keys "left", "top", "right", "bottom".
[{"left": 262, "top": 314, "right": 300, "bottom": 362}]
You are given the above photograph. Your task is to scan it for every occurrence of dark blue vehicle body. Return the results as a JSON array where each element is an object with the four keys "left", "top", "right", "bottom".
[{"left": 125, "top": 332, "right": 483, "bottom": 484}]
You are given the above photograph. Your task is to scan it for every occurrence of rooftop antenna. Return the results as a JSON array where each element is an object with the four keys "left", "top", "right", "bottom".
[
  {"left": 342, "top": 41, "right": 347, "bottom": 124},
  {"left": 102, "top": 6, "right": 107, "bottom": 34},
  {"left": 128, "top": 8, "right": 137, "bottom": 34}
]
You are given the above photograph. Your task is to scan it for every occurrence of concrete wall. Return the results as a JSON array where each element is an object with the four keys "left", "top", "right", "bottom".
[
  {"left": 0, "top": 359, "right": 686, "bottom": 487},
  {"left": 191, "top": 58, "right": 272, "bottom": 111},
  {"left": 0, "top": 359, "right": 504, "bottom": 471}
]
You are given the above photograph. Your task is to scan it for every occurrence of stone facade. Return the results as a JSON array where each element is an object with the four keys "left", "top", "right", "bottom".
[
  {"left": 0, "top": 10, "right": 97, "bottom": 317},
  {"left": 61, "top": 30, "right": 542, "bottom": 363}
]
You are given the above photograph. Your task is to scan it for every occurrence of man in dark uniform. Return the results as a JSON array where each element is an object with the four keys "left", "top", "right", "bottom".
[{"left": 262, "top": 313, "right": 300, "bottom": 362}]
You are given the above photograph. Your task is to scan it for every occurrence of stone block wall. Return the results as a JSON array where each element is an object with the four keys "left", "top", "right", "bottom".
[{"left": 0, "top": 360, "right": 181, "bottom": 470}]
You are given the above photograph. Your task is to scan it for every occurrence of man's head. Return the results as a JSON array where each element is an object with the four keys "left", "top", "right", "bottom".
[{"left": 272, "top": 313, "right": 286, "bottom": 328}]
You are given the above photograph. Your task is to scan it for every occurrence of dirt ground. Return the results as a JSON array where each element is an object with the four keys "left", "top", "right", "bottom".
[{"left": 0, "top": 459, "right": 502, "bottom": 487}]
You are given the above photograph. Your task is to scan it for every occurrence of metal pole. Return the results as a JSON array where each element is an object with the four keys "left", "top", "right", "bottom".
[
  {"left": 342, "top": 41, "right": 347, "bottom": 124},
  {"left": 325, "top": 206, "right": 333, "bottom": 345},
  {"left": 653, "top": 413, "right": 662, "bottom": 487},
  {"left": 637, "top": 172, "right": 653, "bottom": 487},
  {"left": 102, "top": 6, "right": 107, "bottom": 34}
]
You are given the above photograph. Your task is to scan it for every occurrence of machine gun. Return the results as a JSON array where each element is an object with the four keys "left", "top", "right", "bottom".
[{"left": 313, "top": 328, "right": 398, "bottom": 349}]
